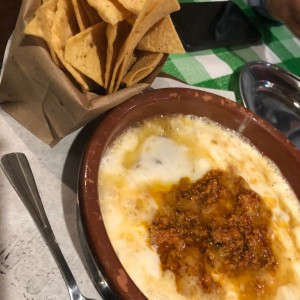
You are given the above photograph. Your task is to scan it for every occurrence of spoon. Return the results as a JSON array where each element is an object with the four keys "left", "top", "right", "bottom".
[{"left": 0, "top": 152, "right": 110, "bottom": 300}]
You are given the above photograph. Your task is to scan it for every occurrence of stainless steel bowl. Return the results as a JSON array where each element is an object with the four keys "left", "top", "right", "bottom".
[{"left": 240, "top": 61, "right": 300, "bottom": 149}]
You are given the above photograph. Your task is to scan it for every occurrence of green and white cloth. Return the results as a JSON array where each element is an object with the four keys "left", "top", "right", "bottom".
[{"left": 163, "top": 0, "right": 300, "bottom": 102}]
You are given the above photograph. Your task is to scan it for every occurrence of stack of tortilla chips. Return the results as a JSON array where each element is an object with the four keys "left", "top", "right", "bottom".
[{"left": 24, "top": 0, "right": 184, "bottom": 94}]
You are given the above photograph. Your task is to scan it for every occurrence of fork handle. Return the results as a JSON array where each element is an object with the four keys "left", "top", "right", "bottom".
[{"left": 0, "top": 153, "right": 81, "bottom": 300}]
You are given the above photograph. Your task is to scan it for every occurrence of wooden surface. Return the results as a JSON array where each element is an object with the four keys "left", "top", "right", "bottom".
[{"left": 0, "top": 0, "right": 22, "bottom": 63}]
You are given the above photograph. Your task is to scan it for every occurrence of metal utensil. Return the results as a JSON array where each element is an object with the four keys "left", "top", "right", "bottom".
[
  {"left": 0, "top": 152, "right": 98, "bottom": 300},
  {"left": 77, "top": 207, "right": 115, "bottom": 299}
]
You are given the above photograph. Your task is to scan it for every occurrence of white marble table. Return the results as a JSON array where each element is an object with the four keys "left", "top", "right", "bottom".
[{"left": 0, "top": 107, "right": 103, "bottom": 299}]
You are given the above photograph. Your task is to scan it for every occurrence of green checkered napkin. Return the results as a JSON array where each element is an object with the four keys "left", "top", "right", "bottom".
[{"left": 164, "top": 0, "right": 300, "bottom": 102}]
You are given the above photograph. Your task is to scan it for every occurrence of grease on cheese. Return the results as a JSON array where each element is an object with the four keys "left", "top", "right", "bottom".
[{"left": 98, "top": 115, "right": 300, "bottom": 300}]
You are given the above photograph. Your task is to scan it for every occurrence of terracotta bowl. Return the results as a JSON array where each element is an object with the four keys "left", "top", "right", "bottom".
[{"left": 78, "top": 88, "right": 300, "bottom": 299}]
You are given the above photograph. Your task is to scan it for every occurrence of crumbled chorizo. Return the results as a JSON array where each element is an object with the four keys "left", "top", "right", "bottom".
[{"left": 149, "top": 169, "right": 277, "bottom": 298}]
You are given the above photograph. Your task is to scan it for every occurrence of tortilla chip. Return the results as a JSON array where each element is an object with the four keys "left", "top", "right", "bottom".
[
  {"left": 122, "top": 51, "right": 163, "bottom": 86},
  {"left": 51, "top": 0, "right": 79, "bottom": 51},
  {"left": 65, "top": 22, "right": 107, "bottom": 87},
  {"left": 104, "top": 21, "right": 131, "bottom": 89},
  {"left": 127, "top": 54, "right": 137, "bottom": 73},
  {"left": 72, "top": 0, "right": 90, "bottom": 30},
  {"left": 126, "top": 14, "right": 137, "bottom": 26},
  {"left": 104, "top": 24, "right": 118, "bottom": 89},
  {"left": 51, "top": 0, "right": 94, "bottom": 92},
  {"left": 80, "top": 0, "right": 102, "bottom": 25},
  {"left": 25, "top": 0, "right": 180, "bottom": 94},
  {"left": 116, "top": 0, "right": 146, "bottom": 14},
  {"left": 86, "top": 0, "right": 130, "bottom": 25},
  {"left": 109, "top": 0, "right": 180, "bottom": 93},
  {"left": 24, "top": 0, "right": 60, "bottom": 65},
  {"left": 137, "top": 16, "right": 184, "bottom": 53}
]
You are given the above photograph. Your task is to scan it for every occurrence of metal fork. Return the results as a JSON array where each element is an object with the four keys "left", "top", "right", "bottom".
[{"left": 0, "top": 152, "right": 108, "bottom": 300}]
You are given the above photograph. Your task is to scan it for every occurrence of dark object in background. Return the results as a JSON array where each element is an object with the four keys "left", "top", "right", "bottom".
[
  {"left": 240, "top": 61, "right": 300, "bottom": 150},
  {"left": 171, "top": 1, "right": 261, "bottom": 52},
  {"left": 0, "top": 0, "right": 22, "bottom": 64}
]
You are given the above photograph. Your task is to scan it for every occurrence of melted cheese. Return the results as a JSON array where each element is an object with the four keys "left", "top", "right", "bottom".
[{"left": 98, "top": 115, "right": 300, "bottom": 300}]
